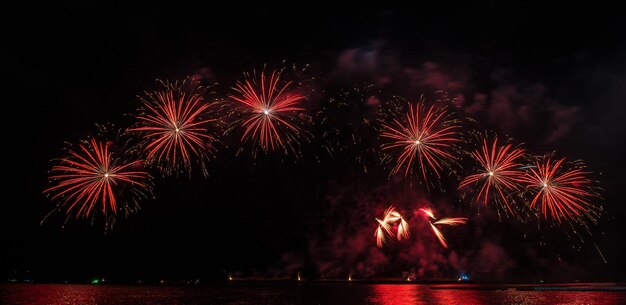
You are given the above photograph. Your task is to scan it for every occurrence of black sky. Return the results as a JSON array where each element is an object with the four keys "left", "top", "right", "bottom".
[{"left": 2, "top": 4, "right": 626, "bottom": 283}]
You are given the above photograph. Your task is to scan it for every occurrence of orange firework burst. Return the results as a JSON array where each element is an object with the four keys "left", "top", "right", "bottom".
[
  {"left": 230, "top": 69, "right": 307, "bottom": 153},
  {"left": 44, "top": 138, "right": 151, "bottom": 220},
  {"left": 129, "top": 80, "right": 216, "bottom": 176},
  {"left": 381, "top": 99, "right": 461, "bottom": 184},
  {"left": 522, "top": 157, "right": 601, "bottom": 224},
  {"left": 374, "top": 206, "right": 410, "bottom": 247},
  {"left": 459, "top": 136, "right": 526, "bottom": 214},
  {"left": 419, "top": 207, "right": 467, "bottom": 248}
]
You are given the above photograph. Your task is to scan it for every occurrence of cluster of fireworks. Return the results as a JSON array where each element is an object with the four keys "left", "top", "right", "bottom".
[
  {"left": 374, "top": 96, "right": 602, "bottom": 249},
  {"left": 43, "top": 66, "right": 604, "bottom": 252},
  {"left": 44, "top": 68, "right": 310, "bottom": 226},
  {"left": 373, "top": 205, "right": 468, "bottom": 249}
]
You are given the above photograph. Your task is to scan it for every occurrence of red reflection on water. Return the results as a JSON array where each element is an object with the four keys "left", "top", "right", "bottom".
[
  {"left": 524, "top": 290, "right": 626, "bottom": 305},
  {"left": 369, "top": 284, "right": 484, "bottom": 305},
  {"left": 429, "top": 288, "right": 485, "bottom": 305},
  {"left": 2, "top": 283, "right": 625, "bottom": 305},
  {"left": 368, "top": 284, "right": 626, "bottom": 305},
  {"left": 369, "top": 284, "right": 422, "bottom": 305}
]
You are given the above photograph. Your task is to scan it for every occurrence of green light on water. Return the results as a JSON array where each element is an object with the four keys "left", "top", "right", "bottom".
[{"left": 91, "top": 278, "right": 100, "bottom": 284}]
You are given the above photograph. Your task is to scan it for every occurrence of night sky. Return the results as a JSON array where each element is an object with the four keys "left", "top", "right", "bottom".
[{"left": 2, "top": 4, "right": 625, "bottom": 283}]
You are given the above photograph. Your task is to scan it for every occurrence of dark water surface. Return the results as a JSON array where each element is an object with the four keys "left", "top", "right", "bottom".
[{"left": 1, "top": 283, "right": 625, "bottom": 304}]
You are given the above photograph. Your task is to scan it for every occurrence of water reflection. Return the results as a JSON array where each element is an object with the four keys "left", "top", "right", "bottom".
[
  {"left": 369, "top": 284, "right": 485, "bottom": 305},
  {"left": 1, "top": 283, "right": 625, "bottom": 305},
  {"left": 428, "top": 288, "right": 485, "bottom": 305},
  {"left": 369, "top": 284, "right": 422, "bottom": 304},
  {"left": 368, "top": 284, "right": 626, "bottom": 305}
]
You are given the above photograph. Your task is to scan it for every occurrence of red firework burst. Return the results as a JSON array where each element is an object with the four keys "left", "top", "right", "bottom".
[
  {"left": 381, "top": 100, "right": 460, "bottom": 183},
  {"left": 129, "top": 81, "right": 216, "bottom": 175},
  {"left": 459, "top": 137, "right": 526, "bottom": 214},
  {"left": 522, "top": 157, "right": 600, "bottom": 224},
  {"left": 44, "top": 138, "right": 151, "bottom": 219},
  {"left": 229, "top": 70, "right": 306, "bottom": 152}
]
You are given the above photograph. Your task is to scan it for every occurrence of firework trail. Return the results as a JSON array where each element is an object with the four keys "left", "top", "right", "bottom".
[
  {"left": 522, "top": 157, "right": 601, "bottom": 224},
  {"left": 230, "top": 69, "right": 308, "bottom": 153},
  {"left": 381, "top": 98, "right": 461, "bottom": 184},
  {"left": 419, "top": 207, "right": 467, "bottom": 248},
  {"left": 386, "top": 209, "right": 410, "bottom": 240},
  {"left": 383, "top": 206, "right": 400, "bottom": 222},
  {"left": 459, "top": 136, "right": 526, "bottom": 215},
  {"left": 397, "top": 215, "right": 410, "bottom": 240},
  {"left": 374, "top": 206, "right": 410, "bottom": 247},
  {"left": 129, "top": 80, "right": 216, "bottom": 176},
  {"left": 44, "top": 138, "right": 151, "bottom": 220},
  {"left": 418, "top": 207, "right": 436, "bottom": 220},
  {"left": 429, "top": 223, "right": 449, "bottom": 249},
  {"left": 374, "top": 218, "right": 391, "bottom": 247}
]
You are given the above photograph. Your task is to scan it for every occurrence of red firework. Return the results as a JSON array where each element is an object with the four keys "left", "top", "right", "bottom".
[
  {"left": 522, "top": 157, "right": 599, "bottom": 224},
  {"left": 230, "top": 70, "right": 306, "bottom": 152},
  {"left": 459, "top": 137, "right": 526, "bottom": 214},
  {"left": 129, "top": 81, "right": 215, "bottom": 175},
  {"left": 381, "top": 100, "right": 460, "bottom": 183},
  {"left": 44, "top": 138, "right": 151, "bottom": 218}
]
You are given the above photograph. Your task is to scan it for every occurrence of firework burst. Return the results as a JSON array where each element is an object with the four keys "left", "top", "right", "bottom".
[
  {"left": 374, "top": 206, "right": 410, "bottom": 247},
  {"left": 380, "top": 98, "right": 461, "bottom": 184},
  {"left": 459, "top": 136, "right": 526, "bottom": 215},
  {"left": 522, "top": 157, "right": 601, "bottom": 224},
  {"left": 419, "top": 207, "right": 467, "bottom": 248},
  {"left": 129, "top": 80, "right": 216, "bottom": 176},
  {"left": 44, "top": 138, "right": 152, "bottom": 222},
  {"left": 229, "top": 69, "right": 308, "bottom": 154}
]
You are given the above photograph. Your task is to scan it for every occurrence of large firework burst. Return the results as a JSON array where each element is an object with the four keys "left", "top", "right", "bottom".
[
  {"left": 229, "top": 69, "right": 308, "bottom": 153},
  {"left": 459, "top": 136, "right": 526, "bottom": 215},
  {"left": 44, "top": 138, "right": 151, "bottom": 221},
  {"left": 522, "top": 157, "right": 601, "bottom": 224},
  {"left": 380, "top": 98, "right": 461, "bottom": 184},
  {"left": 129, "top": 80, "right": 216, "bottom": 176}
]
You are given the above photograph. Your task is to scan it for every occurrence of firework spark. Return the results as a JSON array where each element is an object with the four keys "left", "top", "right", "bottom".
[
  {"left": 459, "top": 136, "right": 526, "bottom": 214},
  {"left": 129, "top": 80, "right": 216, "bottom": 175},
  {"left": 381, "top": 100, "right": 461, "bottom": 184},
  {"left": 522, "top": 157, "right": 600, "bottom": 224},
  {"left": 44, "top": 138, "right": 151, "bottom": 219},
  {"left": 419, "top": 207, "right": 467, "bottom": 248},
  {"left": 230, "top": 70, "right": 307, "bottom": 152}
]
